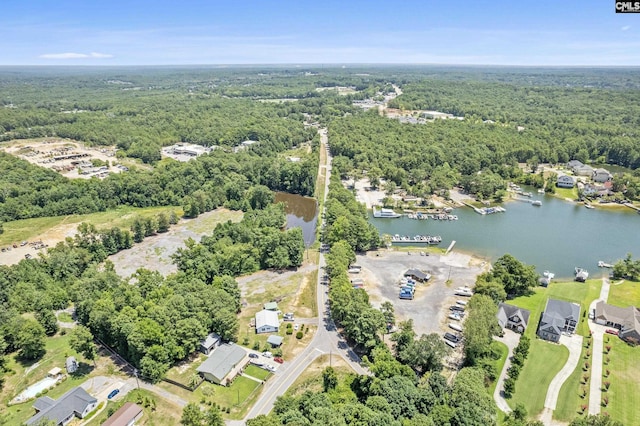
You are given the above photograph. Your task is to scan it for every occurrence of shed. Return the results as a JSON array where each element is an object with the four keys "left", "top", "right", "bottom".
[
  {"left": 267, "top": 335, "right": 284, "bottom": 347},
  {"left": 102, "top": 402, "right": 143, "bottom": 426},
  {"left": 199, "top": 332, "right": 221, "bottom": 355},
  {"left": 263, "top": 302, "right": 279, "bottom": 311},
  {"left": 197, "top": 344, "right": 248, "bottom": 385}
]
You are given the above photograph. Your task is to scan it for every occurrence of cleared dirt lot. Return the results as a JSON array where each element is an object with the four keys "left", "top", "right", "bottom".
[{"left": 355, "top": 250, "right": 487, "bottom": 336}]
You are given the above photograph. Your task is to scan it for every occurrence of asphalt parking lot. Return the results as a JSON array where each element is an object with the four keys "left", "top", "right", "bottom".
[{"left": 355, "top": 250, "right": 486, "bottom": 336}]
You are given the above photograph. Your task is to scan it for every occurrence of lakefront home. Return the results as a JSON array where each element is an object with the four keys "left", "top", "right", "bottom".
[
  {"left": 497, "top": 303, "right": 530, "bottom": 334},
  {"left": 594, "top": 301, "right": 640, "bottom": 345},
  {"left": 593, "top": 168, "right": 613, "bottom": 183},
  {"left": 556, "top": 175, "right": 576, "bottom": 188},
  {"left": 537, "top": 299, "right": 580, "bottom": 343}
]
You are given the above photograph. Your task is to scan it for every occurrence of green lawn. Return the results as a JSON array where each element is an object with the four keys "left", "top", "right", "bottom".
[
  {"left": 0, "top": 205, "right": 183, "bottom": 246},
  {"left": 605, "top": 338, "right": 640, "bottom": 424},
  {"left": 607, "top": 280, "right": 640, "bottom": 308},
  {"left": 509, "top": 339, "right": 569, "bottom": 416},
  {"left": 87, "top": 389, "right": 182, "bottom": 426},
  {"left": 554, "top": 186, "right": 578, "bottom": 200},
  {"left": 164, "top": 353, "right": 207, "bottom": 386},
  {"left": 57, "top": 312, "right": 73, "bottom": 322},
  {"left": 488, "top": 340, "right": 509, "bottom": 397},
  {"left": 244, "top": 365, "right": 271, "bottom": 381},
  {"left": 554, "top": 342, "right": 590, "bottom": 422}
]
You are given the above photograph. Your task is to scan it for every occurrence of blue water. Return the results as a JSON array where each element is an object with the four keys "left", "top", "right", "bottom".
[{"left": 370, "top": 193, "right": 640, "bottom": 280}]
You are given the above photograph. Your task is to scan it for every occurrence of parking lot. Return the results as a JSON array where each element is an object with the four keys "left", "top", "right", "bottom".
[{"left": 355, "top": 250, "right": 487, "bottom": 336}]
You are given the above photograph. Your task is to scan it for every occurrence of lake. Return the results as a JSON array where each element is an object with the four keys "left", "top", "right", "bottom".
[
  {"left": 369, "top": 193, "right": 640, "bottom": 280},
  {"left": 275, "top": 192, "right": 318, "bottom": 247}
]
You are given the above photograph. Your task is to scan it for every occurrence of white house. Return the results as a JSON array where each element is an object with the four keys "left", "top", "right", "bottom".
[
  {"left": 593, "top": 168, "right": 613, "bottom": 183},
  {"left": 556, "top": 175, "right": 575, "bottom": 188},
  {"left": 255, "top": 310, "right": 279, "bottom": 334}
]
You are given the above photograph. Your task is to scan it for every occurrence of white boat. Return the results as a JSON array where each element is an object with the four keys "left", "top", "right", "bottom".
[
  {"left": 456, "top": 300, "right": 468, "bottom": 306},
  {"left": 373, "top": 208, "right": 401, "bottom": 218},
  {"left": 543, "top": 270, "right": 555, "bottom": 280},
  {"left": 585, "top": 204, "right": 595, "bottom": 209},
  {"left": 449, "top": 313, "right": 462, "bottom": 321},
  {"left": 598, "top": 261, "right": 613, "bottom": 268},
  {"left": 455, "top": 289, "right": 473, "bottom": 297},
  {"left": 445, "top": 340, "right": 458, "bottom": 348},
  {"left": 538, "top": 189, "right": 545, "bottom": 194},
  {"left": 532, "top": 200, "right": 542, "bottom": 206},
  {"left": 449, "top": 323, "right": 463, "bottom": 332}
]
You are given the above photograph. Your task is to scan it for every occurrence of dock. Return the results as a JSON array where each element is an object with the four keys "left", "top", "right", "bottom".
[
  {"left": 623, "top": 203, "right": 640, "bottom": 213},
  {"left": 445, "top": 240, "right": 456, "bottom": 255}
]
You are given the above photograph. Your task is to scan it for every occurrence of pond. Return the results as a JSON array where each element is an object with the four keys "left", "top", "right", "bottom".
[{"left": 274, "top": 192, "right": 318, "bottom": 247}]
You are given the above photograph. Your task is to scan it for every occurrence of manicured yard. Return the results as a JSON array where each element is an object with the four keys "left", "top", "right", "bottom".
[
  {"left": 554, "top": 342, "right": 591, "bottom": 422},
  {"left": 244, "top": 365, "right": 271, "bottom": 381},
  {"left": 87, "top": 389, "right": 182, "bottom": 426},
  {"left": 604, "top": 337, "right": 640, "bottom": 425},
  {"left": 508, "top": 339, "right": 569, "bottom": 416},
  {"left": 554, "top": 186, "right": 578, "bottom": 200},
  {"left": 607, "top": 280, "right": 640, "bottom": 308},
  {"left": 488, "top": 340, "right": 509, "bottom": 397}
]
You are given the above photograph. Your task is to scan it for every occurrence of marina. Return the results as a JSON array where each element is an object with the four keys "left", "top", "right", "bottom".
[
  {"left": 369, "top": 188, "right": 640, "bottom": 280},
  {"left": 390, "top": 234, "right": 442, "bottom": 245}
]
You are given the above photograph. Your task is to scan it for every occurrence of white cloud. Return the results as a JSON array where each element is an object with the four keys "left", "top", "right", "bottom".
[
  {"left": 39, "top": 52, "right": 113, "bottom": 59},
  {"left": 622, "top": 26, "right": 631, "bottom": 31}
]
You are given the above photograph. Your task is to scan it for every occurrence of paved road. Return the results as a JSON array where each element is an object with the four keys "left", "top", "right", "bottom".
[
  {"left": 238, "top": 128, "right": 369, "bottom": 425},
  {"left": 493, "top": 329, "right": 521, "bottom": 413},
  {"left": 588, "top": 276, "right": 611, "bottom": 415},
  {"left": 540, "top": 334, "right": 583, "bottom": 424}
]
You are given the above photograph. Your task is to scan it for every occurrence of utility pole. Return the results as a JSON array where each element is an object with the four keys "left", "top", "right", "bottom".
[{"left": 133, "top": 369, "right": 140, "bottom": 389}]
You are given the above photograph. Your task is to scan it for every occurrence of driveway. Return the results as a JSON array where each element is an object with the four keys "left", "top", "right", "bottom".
[
  {"left": 540, "top": 333, "right": 583, "bottom": 424},
  {"left": 493, "top": 329, "right": 521, "bottom": 413},
  {"left": 587, "top": 276, "right": 612, "bottom": 415}
]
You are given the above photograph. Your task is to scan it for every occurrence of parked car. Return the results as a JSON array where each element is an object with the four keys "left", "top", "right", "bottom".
[
  {"left": 262, "top": 351, "right": 273, "bottom": 358},
  {"left": 274, "top": 357, "right": 284, "bottom": 364},
  {"left": 444, "top": 332, "right": 460, "bottom": 343},
  {"left": 450, "top": 305, "right": 464, "bottom": 312},
  {"left": 107, "top": 389, "right": 120, "bottom": 399},
  {"left": 605, "top": 329, "right": 619, "bottom": 335},
  {"left": 249, "top": 353, "right": 259, "bottom": 359}
]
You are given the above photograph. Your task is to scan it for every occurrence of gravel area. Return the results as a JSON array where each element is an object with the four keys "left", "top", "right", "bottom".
[{"left": 355, "top": 250, "right": 486, "bottom": 336}]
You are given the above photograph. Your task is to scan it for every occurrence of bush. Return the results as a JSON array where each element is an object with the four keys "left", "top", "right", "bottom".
[
  {"left": 286, "top": 329, "right": 293, "bottom": 335},
  {"left": 296, "top": 331, "right": 303, "bottom": 339},
  {"left": 252, "top": 342, "right": 260, "bottom": 350}
]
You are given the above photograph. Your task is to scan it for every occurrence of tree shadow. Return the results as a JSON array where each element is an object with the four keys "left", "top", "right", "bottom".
[{"left": 71, "top": 362, "right": 95, "bottom": 377}]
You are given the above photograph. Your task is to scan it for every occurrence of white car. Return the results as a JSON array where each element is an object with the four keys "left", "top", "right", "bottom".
[
  {"left": 294, "top": 324, "right": 299, "bottom": 331},
  {"left": 262, "top": 351, "right": 273, "bottom": 358}
]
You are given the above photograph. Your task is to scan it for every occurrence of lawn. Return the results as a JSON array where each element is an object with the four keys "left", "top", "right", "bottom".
[
  {"left": 87, "top": 389, "right": 182, "bottom": 426},
  {"left": 285, "top": 354, "right": 356, "bottom": 398},
  {"left": 604, "top": 337, "right": 640, "bottom": 425},
  {"left": 508, "top": 339, "right": 569, "bottom": 416},
  {"left": 607, "top": 280, "right": 640, "bottom": 308},
  {"left": 554, "top": 342, "right": 590, "bottom": 422},
  {"left": 164, "top": 353, "right": 207, "bottom": 386},
  {"left": 57, "top": 312, "right": 73, "bottom": 322},
  {"left": 554, "top": 186, "right": 578, "bottom": 200},
  {"left": 244, "top": 365, "right": 271, "bottom": 381},
  {"left": 0, "top": 205, "right": 184, "bottom": 246},
  {"left": 487, "top": 340, "right": 509, "bottom": 397}
]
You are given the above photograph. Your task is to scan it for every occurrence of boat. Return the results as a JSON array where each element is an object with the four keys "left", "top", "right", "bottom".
[
  {"left": 522, "top": 192, "right": 533, "bottom": 197},
  {"left": 444, "top": 339, "right": 457, "bottom": 349},
  {"left": 538, "top": 189, "right": 545, "bottom": 194},
  {"left": 543, "top": 270, "right": 555, "bottom": 280},
  {"left": 448, "top": 323, "right": 463, "bottom": 332},
  {"left": 373, "top": 208, "right": 401, "bottom": 218},
  {"left": 390, "top": 234, "right": 442, "bottom": 245},
  {"left": 585, "top": 204, "right": 595, "bottom": 209},
  {"left": 449, "top": 313, "right": 462, "bottom": 321},
  {"left": 455, "top": 289, "right": 473, "bottom": 297},
  {"left": 598, "top": 261, "right": 613, "bottom": 268},
  {"left": 531, "top": 200, "right": 542, "bottom": 206}
]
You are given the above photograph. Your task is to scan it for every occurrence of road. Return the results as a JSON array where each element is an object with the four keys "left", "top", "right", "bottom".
[
  {"left": 493, "top": 329, "right": 521, "bottom": 413},
  {"left": 238, "top": 128, "right": 370, "bottom": 424},
  {"left": 588, "top": 276, "right": 611, "bottom": 415}
]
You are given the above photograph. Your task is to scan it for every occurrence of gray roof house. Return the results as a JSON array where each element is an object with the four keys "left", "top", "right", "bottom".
[
  {"left": 497, "top": 303, "right": 530, "bottom": 334},
  {"left": 255, "top": 309, "right": 279, "bottom": 334},
  {"left": 574, "top": 164, "right": 595, "bottom": 177},
  {"left": 26, "top": 387, "right": 97, "bottom": 426},
  {"left": 593, "top": 168, "right": 613, "bottom": 183},
  {"left": 556, "top": 175, "right": 576, "bottom": 188},
  {"left": 197, "top": 344, "right": 247, "bottom": 385},
  {"left": 537, "top": 299, "right": 581, "bottom": 343},
  {"left": 567, "top": 160, "right": 584, "bottom": 170},
  {"left": 199, "top": 332, "right": 222, "bottom": 355},
  {"left": 594, "top": 301, "right": 640, "bottom": 345},
  {"left": 267, "top": 335, "right": 284, "bottom": 347}
]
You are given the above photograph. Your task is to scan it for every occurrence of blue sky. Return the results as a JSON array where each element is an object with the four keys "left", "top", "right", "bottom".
[{"left": 1, "top": 0, "right": 639, "bottom": 66}]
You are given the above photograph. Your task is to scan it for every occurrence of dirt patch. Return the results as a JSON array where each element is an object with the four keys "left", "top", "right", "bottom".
[
  {"left": 355, "top": 250, "right": 486, "bottom": 337},
  {"left": 109, "top": 209, "right": 242, "bottom": 278},
  {"left": 0, "top": 222, "right": 78, "bottom": 266}
]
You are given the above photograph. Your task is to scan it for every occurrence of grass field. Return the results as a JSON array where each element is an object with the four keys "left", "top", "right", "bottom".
[
  {"left": 285, "top": 354, "right": 356, "bottom": 398},
  {"left": 509, "top": 339, "right": 569, "bottom": 416},
  {"left": 0, "top": 205, "right": 183, "bottom": 246},
  {"left": 607, "top": 279, "right": 640, "bottom": 308},
  {"left": 554, "top": 343, "right": 590, "bottom": 422},
  {"left": 554, "top": 186, "right": 578, "bottom": 200},
  {"left": 244, "top": 365, "right": 271, "bottom": 381},
  {"left": 605, "top": 338, "right": 640, "bottom": 424},
  {"left": 86, "top": 389, "right": 182, "bottom": 426}
]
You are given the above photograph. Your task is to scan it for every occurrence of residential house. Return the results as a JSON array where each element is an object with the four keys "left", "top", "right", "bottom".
[
  {"left": 497, "top": 303, "right": 530, "bottom": 334},
  {"left": 574, "top": 164, "right": 595, "bottom": 177},
  {"left": 537, "top": 299, "right": 581, "bottom": 343},
  {"left": 102, "top": 402, "right": 143, "bottom": 426},
  {"left": 581, "top": 183, "right": 598, "bottom": 197},
  {"left": 594, "top": 301, "right": 640, "bottom": 345},
  {"left": 593, "top": 168, "right": 613, "bottom": 183},
  {"left": 196, "top": 344, "right": 248, "bottom": 385},
  {"left": 199, "top": 332, "right": 222, "bottom": 355},
  {"left": 26, "top": 387, "right": 97, "bottom": 426},
  {"left": 255, "top": 309, "right": 280, "bottom": 334},
  {"left": 556, "top": 175, "right": 576, "bottom": 188},
  {"left": 567, "top": 160, "right": 584, "bottom": 170},
  {"left": 404, "top": 269, "right": 431, "bottom": 282},
  {"left": 65, "top": 356, "right": 78, "bottom": 374}
]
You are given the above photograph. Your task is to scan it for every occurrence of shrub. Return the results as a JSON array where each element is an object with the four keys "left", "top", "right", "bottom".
[
  {"left": 583, "top": 362, "right": 590, "bottom": 371},
  {"left": 503, "top": 377, "right": 515, "bottom": 397},
  {"left": 286, "top": 329, "right": 293, "bottom": 335},
  {"left": 602, "top": 396, "right": 609, "bottom": 407},
  {"left": 296, "top": 331, "right": 303, "bottom": 339},
  {"left": 582, "top": 374, "right": 589, "bottom": 384},
  {"left": 580, "top": 404, "right": 588, "bottom": 413},
  {"left": 605, "top": 345, "right": 612, "bottom": 354},
  {"left": 605, "top": 368, "right": 610, "bottom": 377},
  {"left": 604, "top": 381, "right": 610, "bottom": 390},
  {"left": 252, "top": 342, "right": 260, "bottom": 350}
]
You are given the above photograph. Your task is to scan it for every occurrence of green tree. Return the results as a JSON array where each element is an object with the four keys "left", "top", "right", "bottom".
[
  {"left": 380, "top": 301, "right": 395, "bottom": 330},
  {"left": 399, "top": 333, "right": 448, "bottom": 374},
  {"left": 157, "top": 212, "right": 170, "bottom": 233},
  {"left": 322, "top": 366, "right": 338, "bottom": 392},
  {"left": 569, "top": 414, "right": 623, "bottom": 426},
  {"left": 205, "top": 405, "right": 225, "bottom": 426},
  {"left": 35, "top": 308, "right": 59, "bottom": 336},
  {"left": 181, "top": 402, "right": 204, "bottom": 426},
  {"left": 69, "top": 325, "right": 97, "bottom": 366},
  {"left": 464, "top": 295, "right": 501, "bottom": 365},
  {"left": 17, "top": 320, "right": 46, "bottom": 360}
]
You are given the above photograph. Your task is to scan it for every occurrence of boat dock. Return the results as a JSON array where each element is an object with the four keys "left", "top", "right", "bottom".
[
  {"left": 462, "top": 202, "right": 505, "bottom": 215},
  {"left": 390, "top": 234, "right": 442, "bottom": 245},
  {"left": 445, "top": 240, "right": 456, "bottom": 255}
]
